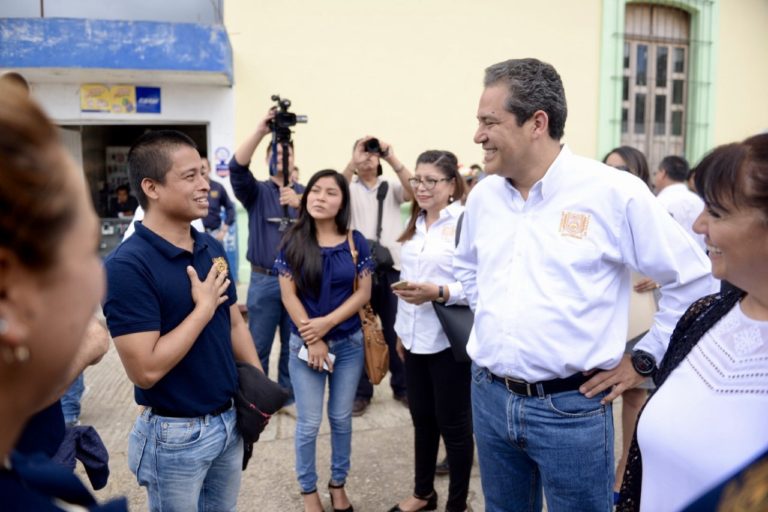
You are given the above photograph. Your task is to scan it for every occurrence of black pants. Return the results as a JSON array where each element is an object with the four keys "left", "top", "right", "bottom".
[
  {"left": 405, "top": 348, "right": 473, "bottom": 512},
  {"left": 355, "top": 268, "right": 407, "bottom": 399}
]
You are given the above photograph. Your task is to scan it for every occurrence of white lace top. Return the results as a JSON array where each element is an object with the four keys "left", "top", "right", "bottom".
[{"left": 637, "top": 302, "right": 768, "bottom": 511}]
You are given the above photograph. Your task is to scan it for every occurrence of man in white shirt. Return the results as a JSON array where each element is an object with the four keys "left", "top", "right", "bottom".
[
  {"left": 654, "top": 155, "right": 707, "bottom": 251},
  {"left": 453, "top": 58, "right": 714, "bottom": 511},
  {"left": 342, "top": 136, "right": 414, "bottom": 415}
]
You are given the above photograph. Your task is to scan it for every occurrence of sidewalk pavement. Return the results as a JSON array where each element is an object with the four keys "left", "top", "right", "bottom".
[{"left": 79, "top": 334, "right": 623, "bottom": 511}]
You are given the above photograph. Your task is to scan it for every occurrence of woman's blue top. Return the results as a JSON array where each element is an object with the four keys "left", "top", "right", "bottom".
[{"left": 274, "top": 229, "right": 375, "bottom": 341}]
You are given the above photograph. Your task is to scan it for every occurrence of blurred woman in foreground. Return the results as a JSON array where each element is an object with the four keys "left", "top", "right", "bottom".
[
  {"left": 618, "top": 133, "right": 768, "bottom": 511},
  {"left": 0, "top": 82, "right": 125, "bottom": 510}
]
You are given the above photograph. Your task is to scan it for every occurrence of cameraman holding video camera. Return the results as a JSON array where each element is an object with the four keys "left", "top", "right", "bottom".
[
  {"left": 229, "top": 107, "right": 305, "bottom": 411},
  {"left": 342, "top": 136, "right": 414, "bottom": 415}
]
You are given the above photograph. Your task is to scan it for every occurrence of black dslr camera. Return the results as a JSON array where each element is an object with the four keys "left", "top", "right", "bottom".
[
  {"left": 363, "top": 137, "right": 382, "bottom": 154},
  {"left": 268, "top": 94, "right": 307, "bottom": 143}
]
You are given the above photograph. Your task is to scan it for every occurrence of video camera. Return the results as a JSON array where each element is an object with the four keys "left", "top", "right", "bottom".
[
  {"left": 267, "top": 94, "right": 307, "bottom": 232},
  {"left": 268, "top": 95, "right": 307, "bottom": 143}
]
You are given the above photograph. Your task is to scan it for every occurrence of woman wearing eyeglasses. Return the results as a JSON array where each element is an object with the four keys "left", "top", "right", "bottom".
[{"left": 389, "top": 151, "right": 471, "bottom": 512}]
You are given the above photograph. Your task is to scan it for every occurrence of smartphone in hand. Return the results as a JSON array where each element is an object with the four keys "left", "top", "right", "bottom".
[
  {"left": 391, "top": 280, "right": 410, "bottom": 290},
  {"left": 298, "top": 345, "right": 335, "bottom": 371}
]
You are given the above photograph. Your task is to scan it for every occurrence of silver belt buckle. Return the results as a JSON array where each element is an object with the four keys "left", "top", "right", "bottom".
[{"left": 506, "top": 377, "right": 533, "bottom": 396}]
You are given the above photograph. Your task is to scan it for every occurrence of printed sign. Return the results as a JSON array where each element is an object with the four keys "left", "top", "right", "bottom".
[
  {"left": 110, "top": 85, "right": 136, "bottom": 113},
  {"left": 136, "top": 87, "right": 161, "bottom": 114},
  {"left": 80, "top": 84, "right": 161, "bottom": 114},
  {"left": 215, "top": 147, "right": 231, "bottom": 177},
  {"left": 80, "top": 84, "right": 111, "bottom": 112}
]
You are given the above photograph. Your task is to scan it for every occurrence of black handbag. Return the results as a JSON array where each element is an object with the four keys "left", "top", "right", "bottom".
[
  {"left": 431, "top": 212, "right": 473, "bottom": 363},
  {"left": 432, "top": 302, "right": 473, "bottom": 362}
]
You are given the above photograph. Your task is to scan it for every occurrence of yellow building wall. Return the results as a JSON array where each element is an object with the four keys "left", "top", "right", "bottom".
[
  {"left": 225, "top": 0, "right": 603, "bottom": 178},
  {"left": 714, "top": 0, "right": 768, "bottom": 145}
]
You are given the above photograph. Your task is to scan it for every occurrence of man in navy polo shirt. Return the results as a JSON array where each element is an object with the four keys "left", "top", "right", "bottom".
[
  {"left": 103, "top": 130, "right": 261, "bottom": 511},
  {"left": 229, "top": 108, "right": 304, "bottom": 409}
]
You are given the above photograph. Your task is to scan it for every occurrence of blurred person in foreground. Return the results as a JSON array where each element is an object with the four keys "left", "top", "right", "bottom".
[
  {"left": 455, "top": 58, "right": 713, "bottom": 511},
  {"left": 0, "top": 81, "right": 126, "bottom": 510},
  {"left": 390, "top": 150, "right": 472, "bottom": 512},
  {"left": 618, "top": 133, "right": 768, "bottom": 512}
]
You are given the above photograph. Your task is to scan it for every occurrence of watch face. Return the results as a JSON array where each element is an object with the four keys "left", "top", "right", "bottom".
[{"left": 633, "top": 351, "right": 656, "bottom": 375}]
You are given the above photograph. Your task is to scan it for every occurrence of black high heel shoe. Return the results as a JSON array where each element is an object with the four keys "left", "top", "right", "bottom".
[
  {"left": 387, "top": 491, "right": 438, "bottom": 512},
  {"left": 328, "top": 481, "right": 353, "bottom": 512}
]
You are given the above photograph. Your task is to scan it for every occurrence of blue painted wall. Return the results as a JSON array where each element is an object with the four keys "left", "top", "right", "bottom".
[{"left": 0, "top": 18, "right": 232, "bottom": 82}]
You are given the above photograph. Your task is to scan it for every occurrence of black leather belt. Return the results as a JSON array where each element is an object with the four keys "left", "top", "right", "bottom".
[
  {"left": 490, "top": 372, "right": 590, "bottom": 397},
  {"left": 152, "top": 398, "right": 233, "bottom": 418},
  {"left": 251, "top": 264, "right": 276, "bottom": 276}
]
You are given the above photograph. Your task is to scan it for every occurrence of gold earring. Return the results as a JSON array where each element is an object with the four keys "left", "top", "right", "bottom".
[{"left": 14, "top": 346, "right": 29, "bottom": 363}]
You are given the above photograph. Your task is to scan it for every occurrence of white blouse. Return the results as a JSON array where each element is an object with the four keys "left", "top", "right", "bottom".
[
  {"left": 394, "top": 201, "right": 466, "bottom": 354},
  {"left": 637, "top": 302, "right": 768, "bottom": 512}
]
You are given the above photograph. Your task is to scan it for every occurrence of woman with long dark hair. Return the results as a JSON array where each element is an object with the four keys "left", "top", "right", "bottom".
[
  {"left": 389, "top": 150, "right": 472, "bottom": 512},
  {"left": 276, "top": 169, "right": 374, "bottom": 512}
]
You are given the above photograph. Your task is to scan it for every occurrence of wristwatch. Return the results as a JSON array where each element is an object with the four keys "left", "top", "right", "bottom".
[
  {"left": 435, "top": 285, "right": 446, "bottom": 303},
  {"left": 631, "top": 349, "right": 657, "bottom": 377}
]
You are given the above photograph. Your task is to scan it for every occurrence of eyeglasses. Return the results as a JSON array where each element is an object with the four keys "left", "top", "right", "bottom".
[{"left": 408, "top": 177, "right": 452, "bottom": 190}]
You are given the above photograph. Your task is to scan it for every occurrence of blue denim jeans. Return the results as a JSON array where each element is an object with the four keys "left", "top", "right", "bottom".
[
  {"left": 247, "top": 271, "right": 292, "bottom": 402},
  {"left": 471, "top": 364, "right": 614, "bottom": 512},
  {"left": 61, "top": 373, "right": 84, "bottom": 425},
  {"left": 288, "top": 330, "right": 365, "bottom": 493},
  {"left": 128, "top": 406, "right": 243, "bottom": 512}
]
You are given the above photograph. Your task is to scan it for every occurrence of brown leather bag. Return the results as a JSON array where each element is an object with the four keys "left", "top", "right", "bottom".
[{"left": 348, "top": 232, "right": 389, "bottom": 385}]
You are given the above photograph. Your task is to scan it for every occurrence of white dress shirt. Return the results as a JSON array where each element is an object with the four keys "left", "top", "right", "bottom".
[
  {"left": 453, "top": 145, "right": 715, "bottom": 381},
  {"left": 349, "top": 177, "right": 407, "bottom": 270},
  {"left": 656, "top": 182, "right": 706, "bottom": 251},
  {"left": 395, "top": 201, "right": 466, "bottom": 354}
]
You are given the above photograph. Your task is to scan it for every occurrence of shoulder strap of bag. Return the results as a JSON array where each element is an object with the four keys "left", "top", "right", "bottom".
[
  {"left": 374, "top": 181, "right": 389, "bottom": 242},
  {"left": 455, "top": 212, "right": 464, "bottom": 247},
  {"left": 348, "top": 231, "right": 358, "bottom": 293}
]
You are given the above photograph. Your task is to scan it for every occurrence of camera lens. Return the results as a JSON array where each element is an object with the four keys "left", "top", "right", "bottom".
[{"left": 363, "top": 138, "right": 381, "bottom": 154}]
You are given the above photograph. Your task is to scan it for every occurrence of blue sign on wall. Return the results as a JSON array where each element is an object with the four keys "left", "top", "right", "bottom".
[{"left": 136, "top": 87, "right": 161, "bottom": 113}]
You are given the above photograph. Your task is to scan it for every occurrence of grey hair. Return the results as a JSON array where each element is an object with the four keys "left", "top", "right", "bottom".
[{"left": 483, "top": 58, "right": 567, "bottom": 140}]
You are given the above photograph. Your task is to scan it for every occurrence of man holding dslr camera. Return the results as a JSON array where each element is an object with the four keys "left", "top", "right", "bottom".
[{"left": 342, "top": 136, "right": 414, "bottom": 415}]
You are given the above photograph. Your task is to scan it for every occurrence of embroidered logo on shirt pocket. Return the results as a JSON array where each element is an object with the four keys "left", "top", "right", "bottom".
[{"left": 559, "top": 211, "right": 591, "bottom": 239}]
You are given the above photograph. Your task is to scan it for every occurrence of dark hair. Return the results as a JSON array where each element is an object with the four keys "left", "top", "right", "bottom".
[
  {"left": 693, "top": 133, "right": 768, "bottom": 222},
  {"left": 484, "top": 58, "right": 568, "bottom": 140},
  {"left": 116, "top": 184, "right": 130, "bottom": 194},
  {"left": 282, "top": 169, "right": 350, "bottom": 296},
  {"left": 603, "top": 145, "right": 651, "bottom": 189},
  {"left": 398, "top": 150, "right": 465, "bottom": 243},
  {"left": 0, "top": 83, "right": 76, "bottom": 271},
  {"left": 659, "top": 155, "right": 690, "bottom": 182},
  {"left": 128, "top": 130, "right": 198, "bottom": 209}
]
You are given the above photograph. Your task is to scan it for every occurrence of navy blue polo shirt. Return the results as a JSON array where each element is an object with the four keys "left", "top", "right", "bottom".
[
  {"left": 202, "top": 181, "right": 236, "bottom": 231},
  {"left": 229, "top": 157, "right": 304, "bottom": 268},
  {"left": 103, "top": 222, "right": 238, "bottom": 417}
]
